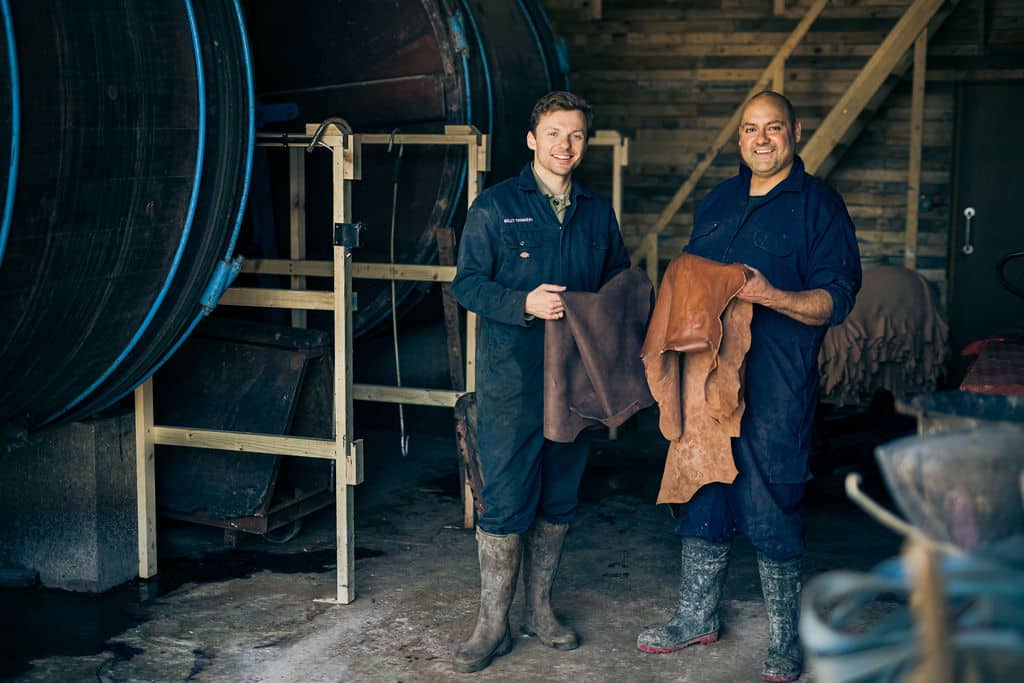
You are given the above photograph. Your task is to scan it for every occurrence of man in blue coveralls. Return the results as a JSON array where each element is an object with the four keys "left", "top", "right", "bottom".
[
  {"left": 450, "top": 91, "right": 630, "bottom": 673},
  {"left": 636, "top": 91, "right": 861, "bottom": 682}
]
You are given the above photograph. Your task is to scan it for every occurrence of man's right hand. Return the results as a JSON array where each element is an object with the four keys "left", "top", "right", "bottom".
[{"left": 525, "top": 283, "right": 567, "bottom": 320}]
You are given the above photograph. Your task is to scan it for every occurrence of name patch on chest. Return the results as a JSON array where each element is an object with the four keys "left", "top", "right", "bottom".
[{"left": 503, "top": 217, "right": 534, "bottom": 223}]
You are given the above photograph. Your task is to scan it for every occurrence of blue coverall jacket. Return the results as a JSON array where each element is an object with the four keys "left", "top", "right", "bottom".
[
  {"left": 452, "top": 162, "right": 630, "bottom": 532},
  {"left": 685, "top": 156, "right": 862, "bottom": 483}
]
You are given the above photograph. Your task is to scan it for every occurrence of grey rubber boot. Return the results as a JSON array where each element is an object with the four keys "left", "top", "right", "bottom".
[
  {"left": 637, "top": 536, "right": 730, "bottom": 653},
  {"left": 757, "top": 553, "right": 803, "bottom": 682},
  {"left": 453, "top": 528, "right": 522, "bottom": 674},
  {"left": 521, "top": 519, "right": 580, "bottom": 650}
]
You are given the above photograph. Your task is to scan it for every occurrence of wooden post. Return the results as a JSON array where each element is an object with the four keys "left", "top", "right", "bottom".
[
  {"left": 463, "top": 130, "right": 488, "bottom": 527},
  {"left": 289, "top": 147, "right": 307, "bottom": 329},
  {"left": 772, "top": 59, "right": 786, "bottom": 94},
  {"left": 331, "top": 132, "right": 358, "bottom": 605},
  {"left": 461, "top": 129, "right": 487, "bottom": 392},
  {"left": 774, "top": 0, "right": 786, "bottom": 16},
  {"left": 610, "top": 134, "right": 628, "bottom": 227},
  {"left": 134, "top": 379, "right": 157, "bottom": 579},
  {"left": 904, "top": 32, "right": 928, "bottom": 270},
  {"left": 435, "top": 227, "right": 465, "bottom": 391}
]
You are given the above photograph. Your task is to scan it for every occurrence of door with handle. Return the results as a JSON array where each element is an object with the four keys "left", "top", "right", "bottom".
[{"left": 949, "top": 83, "right": 1024, "bottom": 356}]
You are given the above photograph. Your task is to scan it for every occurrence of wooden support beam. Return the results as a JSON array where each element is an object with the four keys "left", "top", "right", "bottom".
[
  {"left": 630, "top": 0, "right": 829, "bottom": 273},
  {"left": 351, "top": 384, "right": 462, "bottom": 408},
  {"left": 332, "top": 134, "right": 357, "bottom": 604},
  {"left": 435, "top": 227, "right": 465, "bottom": 391},
  {"left": 219, "top": 287, "right": 336, "bottom": 311},
  {"left": 801, "top": 0, "right": 958, "bottom": 176},
  {"left": 772, "top": 59, "right": 786, "bottom": 94},
  {"left": 904, "top": 32, "right": 928, "bottom": 270},
  {"left": 134, "top": 380, "right": 157, "bottom": 579},
  {"left": 241, "top": 259, "right": 457, "bottom": 283},
  {"left": 153, "top": 426, "right": 337, "bottom": 459},
  {"left": 354, "top": 263, "right": 457, "bottom": 282},
  {"left": 466, "top": 312, "right": 478, "bottom": 393}
]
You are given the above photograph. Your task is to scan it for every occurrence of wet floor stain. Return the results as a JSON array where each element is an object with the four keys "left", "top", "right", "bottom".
[{"left": 0, "top": 546, "right": 385, "bottom": 678}]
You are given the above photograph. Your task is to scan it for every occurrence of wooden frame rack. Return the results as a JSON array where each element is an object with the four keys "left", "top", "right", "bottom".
[{"left": 134, "top": 122, "right": 629, "bottom": 605}]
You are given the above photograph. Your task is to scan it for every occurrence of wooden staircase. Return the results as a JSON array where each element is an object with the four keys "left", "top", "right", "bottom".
[
  {"left": 633, "top": 0, "right": 961, "bottom": 284},
  {"left": 544, "top": 0, "right": 1012, "bottom": 294}
]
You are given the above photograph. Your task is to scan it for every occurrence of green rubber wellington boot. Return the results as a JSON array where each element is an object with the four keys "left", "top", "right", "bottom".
[
  {"left": 452, "top": 528, "right": 521, "bottom": 674},
  {"left": 758, "top": 553, "right": 803, "bottom": 682},
  {"left": 637, "top": 536, "right": 730, "bottom": 654},
  {"left": 521, "top": 519, "right": 580, "bottom": 650}
]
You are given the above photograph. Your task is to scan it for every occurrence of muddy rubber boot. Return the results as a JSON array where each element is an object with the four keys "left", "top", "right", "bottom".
[
  {"left": 637, "top": 536, "right": 729, "bottom": 654},
  {"left": 757, "top": 553, "right": 803, "bottom": 682},
  {"left": 452, "top": 528, "right": 521, "bottom": 674},
  {"left": 521, "top": 519, "right": 580, "bottom": 650}
]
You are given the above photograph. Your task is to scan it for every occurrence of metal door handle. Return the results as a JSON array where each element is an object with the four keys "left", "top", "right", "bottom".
[{"left": 962, "top": 207, "right": 976, "bottom": 255}]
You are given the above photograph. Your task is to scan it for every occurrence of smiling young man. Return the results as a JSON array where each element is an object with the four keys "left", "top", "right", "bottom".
[
  {"left": 451, "top": 91, "right": 630, "bottom": 673},
  {"left": 636, "top": 91, "right": 861, "bottom": 682}
]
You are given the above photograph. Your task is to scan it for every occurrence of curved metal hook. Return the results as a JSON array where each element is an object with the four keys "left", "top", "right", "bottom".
[
  {"left": 306, "top": 116, "right": 353, "bottom": 153},
  {"left": 387, "top": 128, "right": 404, "bottom": 158}
]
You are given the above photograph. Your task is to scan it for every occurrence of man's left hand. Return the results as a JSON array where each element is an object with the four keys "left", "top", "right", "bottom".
[
  {"left": 737, "top": 264, "right": 833, "bottom": 326},
  {"left": 736, "top": 265, "right": 778, "bottom": 306}
]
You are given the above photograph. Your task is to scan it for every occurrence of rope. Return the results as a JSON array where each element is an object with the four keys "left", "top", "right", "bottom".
[{"left": 388, "top": 130, "right": 409, "bottom": 456}]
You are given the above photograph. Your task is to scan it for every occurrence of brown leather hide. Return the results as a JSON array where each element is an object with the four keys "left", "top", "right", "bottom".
[
  {"left": 641, "top": 253, "right": 753, "bottom": 504},
  {"left": 544, "top": 268, "right": 656, "bottom": 443}
]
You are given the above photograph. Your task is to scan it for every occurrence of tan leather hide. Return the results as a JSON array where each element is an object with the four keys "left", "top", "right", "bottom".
[{"left": 641, "top": 253, "right": 753, "bottom": 504}]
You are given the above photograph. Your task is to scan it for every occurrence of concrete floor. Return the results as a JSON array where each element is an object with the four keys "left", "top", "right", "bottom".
[{"left": 2, "top": 415, "right": 904, "bottom": 682}]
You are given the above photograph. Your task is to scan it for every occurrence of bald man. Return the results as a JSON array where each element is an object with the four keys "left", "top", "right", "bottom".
[{"left": 637, "top": 91, "right": 861, "bottom": 682}]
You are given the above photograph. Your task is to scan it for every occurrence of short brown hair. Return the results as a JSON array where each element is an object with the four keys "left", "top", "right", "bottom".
[{"left": 529, "top": 91, "right": 594, "bottom": 137}]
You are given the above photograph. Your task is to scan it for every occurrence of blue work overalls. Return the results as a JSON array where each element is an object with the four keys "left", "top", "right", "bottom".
[
  {"left": 452, "top": 163, "right": 630, "bottom": 534},
  {"left": 675, "top": 157, "right": 862, "bottom": 560}
]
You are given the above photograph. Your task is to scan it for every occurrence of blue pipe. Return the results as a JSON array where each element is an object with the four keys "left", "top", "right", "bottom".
[
  {"left": 41, "top": 0, "right": 207, "bottom": 425},
  {"left": 0, "top": 0, "right": 19, "bottom": 268}
]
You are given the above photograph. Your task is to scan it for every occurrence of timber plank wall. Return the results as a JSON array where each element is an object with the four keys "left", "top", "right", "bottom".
[{"left": 540, "top": 0, "right": 1024, "bottom": 295}]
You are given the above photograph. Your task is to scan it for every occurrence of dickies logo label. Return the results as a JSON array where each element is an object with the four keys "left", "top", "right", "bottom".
[
  {"left": 519, "top": 251, "right": 530, "bottom": 259},
  {"left": 503, "top": 217, "right": 534, "bottom": 223}
]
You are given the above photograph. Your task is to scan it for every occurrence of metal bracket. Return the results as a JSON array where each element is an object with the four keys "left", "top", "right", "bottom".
[
  {"left": 200, "top": 255, "right": 244, "bottom": 313},
  {"left": 334, "top": 222, "right": 364, "bottom": 249}
]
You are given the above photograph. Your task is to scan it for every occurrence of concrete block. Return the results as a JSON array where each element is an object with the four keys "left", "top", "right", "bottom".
[{"left": 0, "top": 412, "right": 137, "bottom": 592}]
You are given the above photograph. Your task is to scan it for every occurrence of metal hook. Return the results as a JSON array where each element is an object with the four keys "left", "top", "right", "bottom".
[
  {"left": 387, "top": 128, "right": 404, "bottom": 158},
  {"left": 306, "top": 116, "right": 353, "bottom": 153}
]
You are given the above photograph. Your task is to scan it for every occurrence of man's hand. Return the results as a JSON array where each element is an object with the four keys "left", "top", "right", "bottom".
[
  {"left": 737, "top": 265, "right": 833, "bottom": 326},
  {"left": 525, "top": 283, "right": 567, "bottom": 320},
  {"left": 736, "top": 265, "right": 778, "bottom": 306}
]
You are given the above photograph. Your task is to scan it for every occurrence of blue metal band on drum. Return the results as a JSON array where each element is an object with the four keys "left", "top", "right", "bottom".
[
  {"left": 90, "top": 0, "right": 256, "bottom": 415},
  {"left": 0, "top": 0, "right": 19, "bottom": 268},
  {"left": 42, "top": 0, "right": 208, "bottom": 425}
]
